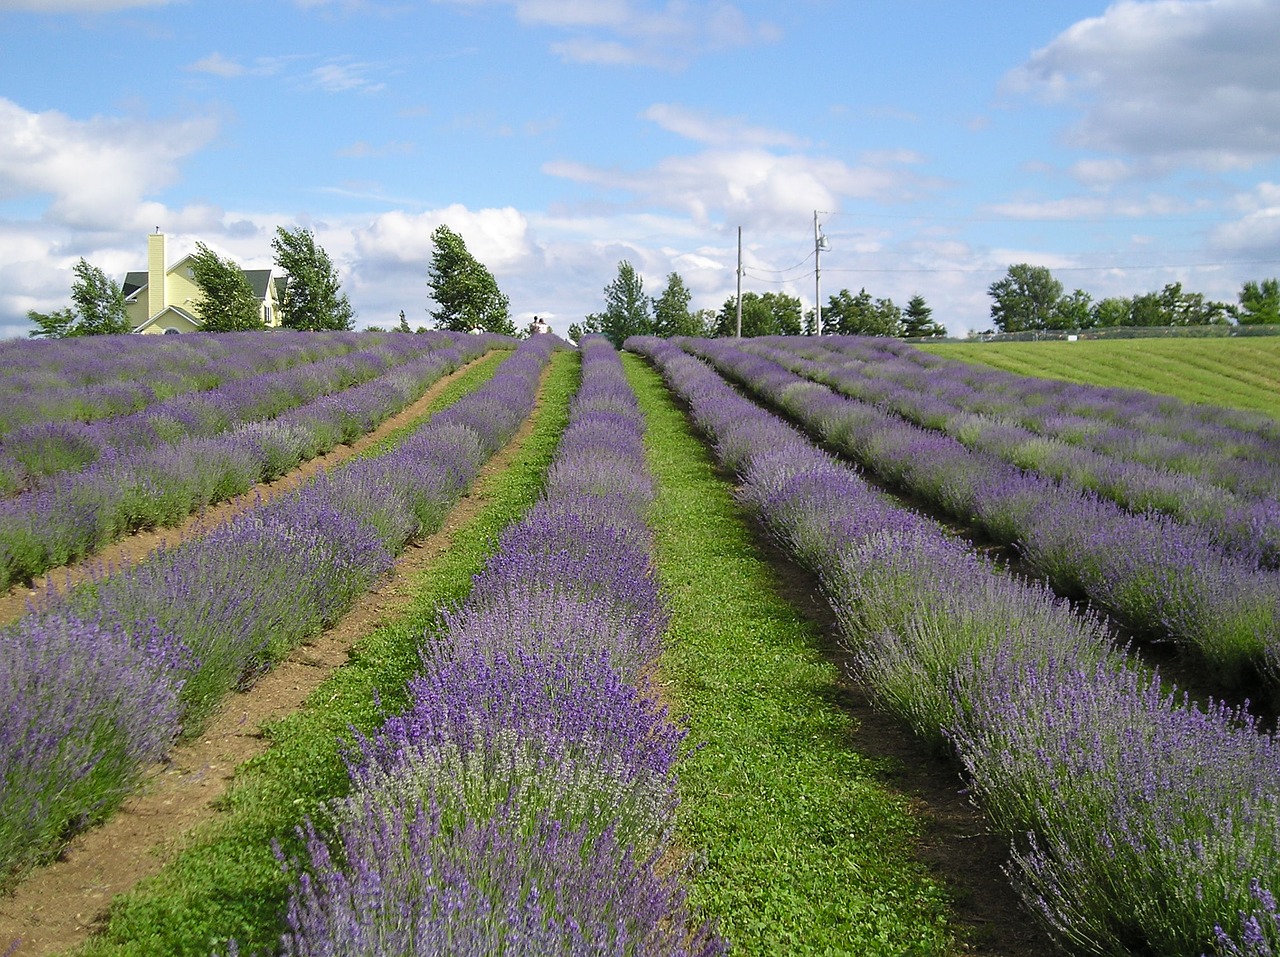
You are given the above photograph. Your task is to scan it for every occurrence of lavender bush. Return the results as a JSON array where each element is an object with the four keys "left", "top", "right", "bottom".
[
  {"left": 267, "top": 336, "right": 723, "bottom": 955},
  {"left": 680, "top": 336, "right": 1280, "bottom": 692},
  {"left": 278, "top": 796, "right": 721, "bottom": 957},
  {"left": 627, "top": 334, "right": 1280, "bottom": 957},
  {"left": 0, "top": 610, "right": 186, "bottom": 885},
  {"left": 0, "top": 338, "right": 558, "bottom": 881},
  {"left": 0, "top": 336, "right": 498, "bottom": 590}
]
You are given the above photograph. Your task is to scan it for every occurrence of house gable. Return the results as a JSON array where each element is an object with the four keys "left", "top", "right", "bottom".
[{"left": 133, "top": 304, "right": 202, "bottom": 335}]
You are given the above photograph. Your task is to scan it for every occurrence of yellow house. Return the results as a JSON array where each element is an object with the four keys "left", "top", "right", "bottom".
[{"left": 123, "top": 231, "right": 285, "bottom": 334}]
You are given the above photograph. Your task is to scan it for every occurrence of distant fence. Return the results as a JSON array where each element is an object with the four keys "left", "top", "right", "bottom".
[{"left": 948, "top": 324, "right": 1280, "bottom": 344}]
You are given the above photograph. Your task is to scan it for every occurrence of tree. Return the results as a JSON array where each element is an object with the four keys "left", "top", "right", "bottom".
[
  {"left": 653, "top": 271, "right": 705, "bottom": 338},
  {"left": 190, "top": 243, "right": 265, "bottom": 332},
  {"left": 1051, "top": 289, "right": 1094, "bottom": 330},
  {"left": 1091, "top": 296, "right": 1132, "bottom": 327},
  {"left": 589, "top": 261, "right": 653, "bottom": 347},
  {"left": 28, "top": 258, "right": 131, "bottom": 338},
  {"left": 713, "top": 291, "right": 802, "bottom": 337},
  {"left": 988, "top": 264, "right": 1063, "bottom": 333},
  {"left": 1238, "top": 279, "right": 1280, "bottom": 324},
  {"left": 901, "top": 293, "right": 945, "bottom": 338},
  {"left": 426, "top": 225, "right": 514, "bottom": 335},
  {"left": 272, "top": 226, "right": 354, "bottom": 331},
  {"left": 823, "top": 288, "right": 901, "bottom": 336}
]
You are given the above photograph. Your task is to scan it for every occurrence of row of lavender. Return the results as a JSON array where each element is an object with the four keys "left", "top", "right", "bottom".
[
  {"left": 806, "top": 335, "right": 1280, "bottom": 475},
  {"left": 0, "top": 331, "right": 376, "bottom": 438},
  {"left": 629, "top": 335, "right": 1280, "bottom": 957},
  {"left": 757, "top": 336, "right": 1280, "bottom": 562},
  {"left": 0, "top": 336, "right": 558, "bottom": 890},
  {"left": 0, "top": 331, "right": 474, "bottom": 497},
  {"left": 683, "top": 337, "right": 1280, "bottom": 693},
  {"left": 260, "top": 337, "right": 723, "bottom": 956},
  {"left": 0, "top": 334, "right": 504, "bottom": 593}
]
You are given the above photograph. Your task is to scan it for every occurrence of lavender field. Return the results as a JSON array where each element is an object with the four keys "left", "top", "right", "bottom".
[{"left": 3, "top": 331, "right": 1280, "bottom": 957}]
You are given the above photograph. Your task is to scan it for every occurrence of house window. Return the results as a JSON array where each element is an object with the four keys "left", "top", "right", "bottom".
[{"left": 263, "top": 304, "right": 272, "bottom": 324}]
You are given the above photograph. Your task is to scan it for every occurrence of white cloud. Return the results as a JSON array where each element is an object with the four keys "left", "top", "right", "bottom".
[
  {"left": 546, "top": 147, "right": 938, "bottom": 229},
  {"left": 187, "top": 53, "right": 247, "bottom": 77},
  {"left": 306, "top": 59, "right": 387, "bottom": 93},
  {"left": 1211, "top": 181, "right": 1280, "bottom": 252},
  {"left": 435, "top": 0, "right": 778, "bottom": 68},
  {"left": 983, "top": 193, "right": 1199, "bottom": 221},
  {"left": 186, "top": 53, "right": 290, "bottom": 79},
  {"left": 1008, "top": 0, "right": 1280, "bottom": 169},
  {"left": 354, "top": 204, "right": 533, "bottom": 269},
  {"left": 643, "top": 103, "right": 806, "bottom": 149},
  {"left": 0, "top": 97, "right": 218, "bottom": 228}
]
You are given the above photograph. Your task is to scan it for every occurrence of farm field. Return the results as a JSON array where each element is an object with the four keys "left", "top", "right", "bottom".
[
  {"left": 3, "top": 331, "right": 1280, "bottom": 956},
  {"left": 919, "top": 335, "right": 1280, "bottom": 419}
]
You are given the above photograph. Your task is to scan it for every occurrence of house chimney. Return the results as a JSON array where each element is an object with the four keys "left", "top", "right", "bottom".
[{"left": 148, "top": 231, "right": 167, "bottom": 315}]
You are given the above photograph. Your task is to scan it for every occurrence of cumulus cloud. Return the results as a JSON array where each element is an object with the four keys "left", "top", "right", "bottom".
[
  {"left": 0, "top": 97, "right": 218, "bottom": 228},
  {"left": 546, "top": 147, "right": 938, "bottom": 229},
  {"left": 354, "top": 204, "right": 533, "bottom": 269},
  {"left": 1211, "top": 181, "right": 1280, "bottom": 252},
  {"left": 1007, "top": 0, "right": 1280, "bottom": 170}
]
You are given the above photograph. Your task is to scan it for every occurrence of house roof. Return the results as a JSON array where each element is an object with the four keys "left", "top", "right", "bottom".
[
  {"left": 122, "top": 271, "right": 147, "bottom": 298},
  {"left": 121, "top": 260, "right": 278, "bottom": 302}
]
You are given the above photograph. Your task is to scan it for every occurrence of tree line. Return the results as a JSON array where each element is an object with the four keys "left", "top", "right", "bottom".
[
  {"left": 568, "top": 260, "right": 946, "bottom": 347},
  {"left": 985, "top": 263, "right": 1280, "bottom": 334}
]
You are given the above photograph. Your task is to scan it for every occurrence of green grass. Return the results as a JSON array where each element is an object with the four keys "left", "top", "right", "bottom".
[
  {"left": 75, "top": 350, "right": 579, "bottom": 957},
  {"left": 919, "top": 336, "right": 1280, "bottom": 419},
  {"left": 623, "top": 354, "right": 955, "bottom": 957}
]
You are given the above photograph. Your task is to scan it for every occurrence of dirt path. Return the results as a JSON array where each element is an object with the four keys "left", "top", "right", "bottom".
[
  {"left": 0, "top": 356, "right": 540, "bottom": 957},
  {"left": 0, "top": 354, "right": 494, "bottom": 628}
]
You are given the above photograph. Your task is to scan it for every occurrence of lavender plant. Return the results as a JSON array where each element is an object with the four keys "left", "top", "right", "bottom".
[
  {"left": 0, "top": 338, "right": 493, "bottom": 590},
  {"left": 0, "top": 610, "right": 186, "bottom": 885},
  {"left": 627, "top": 334, "right": 1280, "bottom": 957},
  {"left": 278, "top": 796, "right": 723, "bottom": 957},
  {"left": 267, "top": 335, "right": 723, "bottom": 955},
  {"left": 681, "top": 336, "right": 1280, "bottom": 692},
  {"left": 0, "top": 338, "right": 557, "bottom": 880}
]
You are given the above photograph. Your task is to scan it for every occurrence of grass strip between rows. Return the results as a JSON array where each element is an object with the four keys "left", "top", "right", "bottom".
[
  {"left": 73, "top": 349, "right": 579, "bottom": 957},
  {"left": 622, "top": 354, "right": 955, "bottom": 956}
]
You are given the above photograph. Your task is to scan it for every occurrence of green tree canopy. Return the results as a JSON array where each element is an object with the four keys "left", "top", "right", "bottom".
[
  {"left": 1051, "top": 288, "right": 1094, "bottom": 330},
  {"left": 587, "top": 260, "right": 654, "bottom": 347},
  {"left": 190, "top": 243, "right": 266, "bottom": 332},
  {"left": 1238, "top": 279, "right": 1280, "bottom": 325},
  {"left": 901, "top": 293, "right": 946, "bottom": 338},
  {"left": 272, "top": 226, "right": 354, "bottom": 331},
  {"left": 653, "top": 271, "right": 701, "bottom": 338},
  {"left": 28, "top": 258, "right": 131, "bottom": 338},
  {"left": 1091, "top": 296, "right": 1132, "bottom": 327},
  {"left": 988, "top": 264, "right": 1063, "bottom": 333},
  {"left": 426, "top": 225, "right": 514, "bottom": 336},
  {"left": 714, "top": 291, "right": 802, "bottom": 337},
  {"left": 822, "top": 288, "right": 901, "bottom": 336}
]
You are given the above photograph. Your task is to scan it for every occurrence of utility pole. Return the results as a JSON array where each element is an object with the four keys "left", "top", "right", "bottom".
[
  {"left": 736, "top": 226, "right": 743, "bottom": 338},
  {"left": 814, "top": 210, "right": 827, "bottom": 336}
]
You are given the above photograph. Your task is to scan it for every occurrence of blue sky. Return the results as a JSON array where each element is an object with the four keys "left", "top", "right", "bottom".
[{"left": 1, "top": 0, "right": 1279, "bottom": 339}]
